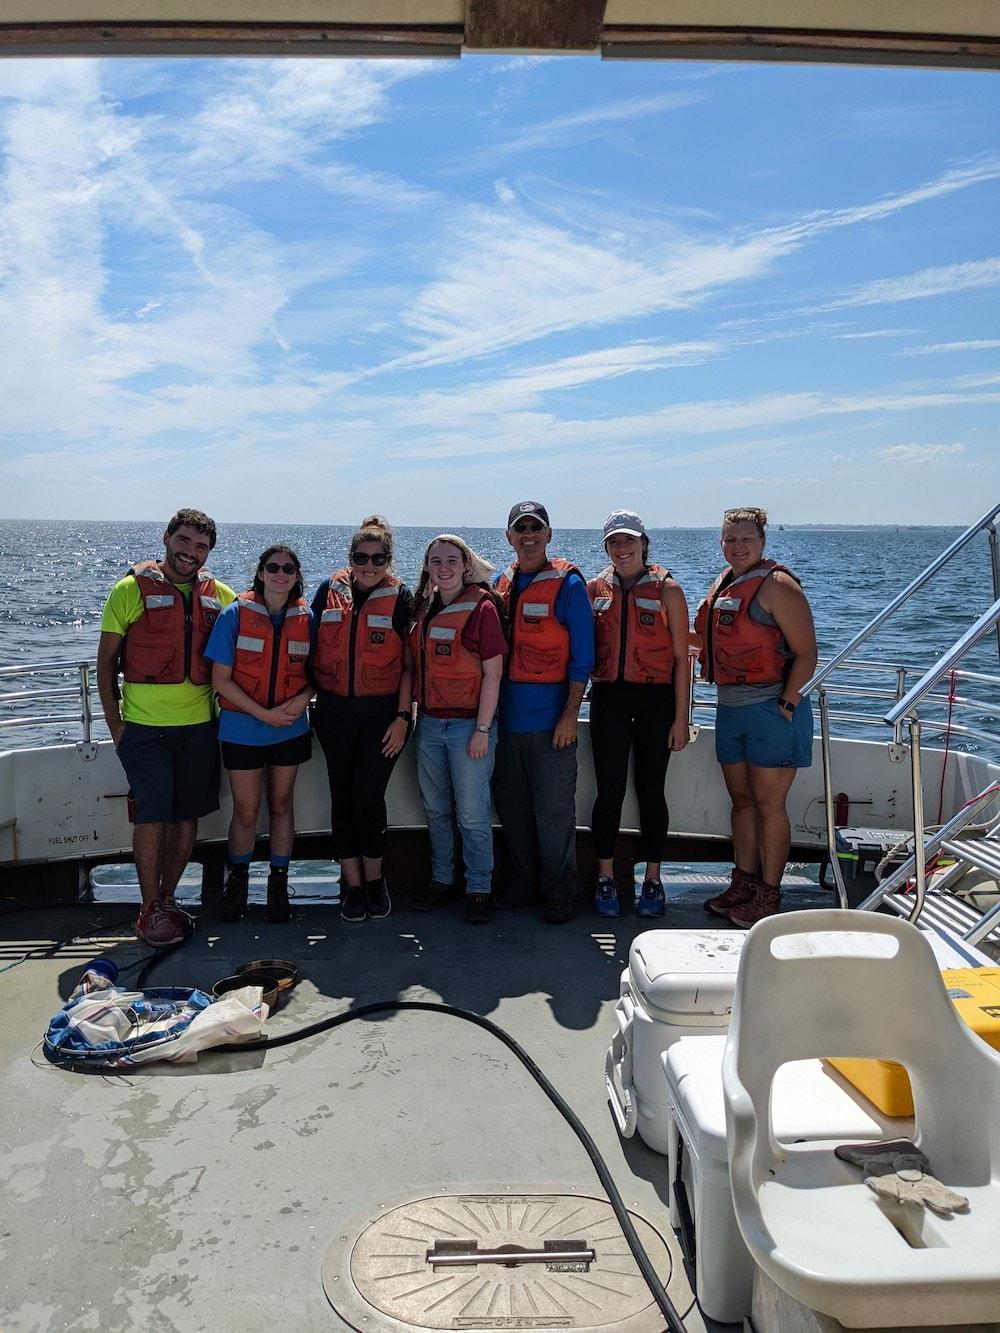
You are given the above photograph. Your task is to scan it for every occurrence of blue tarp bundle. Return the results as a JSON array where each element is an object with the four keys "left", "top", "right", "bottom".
[{"left": 44, "top": 970, "right": 266, "bottom": 1068}]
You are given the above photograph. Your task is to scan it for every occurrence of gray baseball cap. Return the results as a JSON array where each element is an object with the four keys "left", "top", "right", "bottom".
[{"left": 603, "top": 509, "right": 645, "bottom": 540}]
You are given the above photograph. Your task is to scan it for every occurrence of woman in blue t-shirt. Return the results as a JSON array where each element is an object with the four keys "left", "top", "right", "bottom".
[{"left": 204, "top": 544, "right": 315, "bottom": 925}]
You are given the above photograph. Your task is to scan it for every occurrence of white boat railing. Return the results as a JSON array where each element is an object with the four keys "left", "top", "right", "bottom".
[
  {"left": 0, "top": 660, "right": 98, "bottom": 749},
  {"left": 801, "top": 500, "right": 1000, "bottom": 916}
]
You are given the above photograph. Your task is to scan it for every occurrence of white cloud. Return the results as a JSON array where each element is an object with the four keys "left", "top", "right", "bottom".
[
  {"left": 877, "top": 443, "right": 967, "bottom": 464},
  {"left": 825, "top": 258, "right": 1000, "bottom": 310},
  {"left": 902, "top": 339, "right": 1000, "bottom": 355}
]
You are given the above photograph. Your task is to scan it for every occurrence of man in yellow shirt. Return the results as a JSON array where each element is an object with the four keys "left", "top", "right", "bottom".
[{"left": 97, "top": 508, "right": 235, "bottom": 946}]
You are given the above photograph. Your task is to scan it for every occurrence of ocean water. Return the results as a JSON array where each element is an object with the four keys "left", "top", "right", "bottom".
[{"left": 2, "top": 516, "right": 999, "bottom": 749}]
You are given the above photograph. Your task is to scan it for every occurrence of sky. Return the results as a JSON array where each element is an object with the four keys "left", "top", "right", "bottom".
[{"left": 0, "top": 52, "right": 998, "bottom": 529}]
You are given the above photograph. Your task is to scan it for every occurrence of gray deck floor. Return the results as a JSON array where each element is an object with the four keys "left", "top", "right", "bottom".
[{"left": 1, "top": 875, "right": 832, "bottom": 1333}]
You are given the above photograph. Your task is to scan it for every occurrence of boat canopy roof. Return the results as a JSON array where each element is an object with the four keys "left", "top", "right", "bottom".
[{"left": 1, "top": 1, "right": 999, "bottom": 68}]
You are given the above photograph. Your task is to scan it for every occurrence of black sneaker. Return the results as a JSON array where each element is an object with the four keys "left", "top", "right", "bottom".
[
  {"left": 341, "top": 884, "right": 367, "bottom": 923},
  {"left": 412, "top": 880, "right": 456, "bottom": 912},
  {"left": 365, "top": 877, "right": 391, "bottom": 920},
  {"left": 218, "top": 862, "right": 250, "bottom": 922},
  {"left": 543, "top": 896, "right": 574, "bottom": 925},
  {"left": 466, "top": 893, "right": 493, "bottom": 925},
  {"left": 266, "top": 867, "right": 291, "bottom": 924}
]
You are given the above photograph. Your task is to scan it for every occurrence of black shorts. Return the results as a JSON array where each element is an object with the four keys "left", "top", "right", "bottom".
[
  {"left": 117, "top": 721, "right": 221, "bottom": 823},
  {"left": 221, "top": 731, "right": 313, "bottom": 771}
]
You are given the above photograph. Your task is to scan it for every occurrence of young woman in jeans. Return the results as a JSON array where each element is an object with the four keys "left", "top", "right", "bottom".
[{"left": 407, "top": 535, "right": 507, "bottom": 925}]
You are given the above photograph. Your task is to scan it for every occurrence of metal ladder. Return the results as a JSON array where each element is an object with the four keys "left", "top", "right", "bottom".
[{"left": 855, "top": 783, "right": 1000, "bottom": 953}]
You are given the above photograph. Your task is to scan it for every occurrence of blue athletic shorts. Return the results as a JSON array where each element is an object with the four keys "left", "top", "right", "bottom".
[
  {"left": 117, "top": 721, "right": 221, "bottom": 822},
  {"left": 715, "top": 696, "right": 813, "bottom": 769}
]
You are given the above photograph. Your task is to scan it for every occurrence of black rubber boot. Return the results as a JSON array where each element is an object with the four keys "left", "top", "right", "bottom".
[
  {"left": 266, "top": 867, "right": 291, "bottom": 923},
  {"left": 218, "top": 861, "right": 250, "bottom": 922}
]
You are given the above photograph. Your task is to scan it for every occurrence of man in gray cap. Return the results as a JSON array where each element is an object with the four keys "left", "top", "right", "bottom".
[{"left": 492, "top": 502, "right": 595, "bottom": 923}]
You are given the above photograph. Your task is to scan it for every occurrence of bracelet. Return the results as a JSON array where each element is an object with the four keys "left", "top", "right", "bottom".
[
  {"left": 778, "top": 697, "right": 796, "bottom": 715},
  {"left": 474, "top": 723, "right": 490, "bottom": 733}
]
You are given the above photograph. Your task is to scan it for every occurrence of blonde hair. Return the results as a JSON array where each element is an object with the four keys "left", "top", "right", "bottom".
[
  {"left": 722, "top": 506, "right": 767, "bottom": 539},
  {"left": 413, "top": 534, "right": 501, "bottom": 619}
]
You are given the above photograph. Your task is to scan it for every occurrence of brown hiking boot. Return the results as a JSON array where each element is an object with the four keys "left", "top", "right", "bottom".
[
  {"left": 727, "top": 879, "right": 782, "bottom": 928},
  {"left": 703, "top": 866, "right": 757, "bottom": 917}
]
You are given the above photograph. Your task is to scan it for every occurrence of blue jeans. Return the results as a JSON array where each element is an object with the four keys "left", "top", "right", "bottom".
[{"left": 414, "top": 716, "right": 498, "bottom": 895}]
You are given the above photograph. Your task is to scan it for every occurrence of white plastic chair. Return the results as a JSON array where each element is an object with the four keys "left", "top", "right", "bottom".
[{"left": 722, "top": 909, "right": 1000, "bottom": 1328}]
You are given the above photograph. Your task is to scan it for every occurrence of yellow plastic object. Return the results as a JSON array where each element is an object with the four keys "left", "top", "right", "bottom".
[{"left": 827, "top": 968, "right": 1000, "bottom": 1116}]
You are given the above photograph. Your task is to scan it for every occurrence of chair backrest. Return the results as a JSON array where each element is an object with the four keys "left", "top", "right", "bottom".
[{"left": 722, "top": 909, "right": 1000, "bottom": 1185}]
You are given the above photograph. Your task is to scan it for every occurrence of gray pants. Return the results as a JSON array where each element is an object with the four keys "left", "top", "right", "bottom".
[{"left": 492, "top": 729, "right": 577, "bottom": 904}]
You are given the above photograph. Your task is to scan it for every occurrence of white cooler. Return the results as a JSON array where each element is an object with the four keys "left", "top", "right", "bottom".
[
  {"left": 605, "top": 929, "right": 746, "bottom": 1153},
  {"left": 663, "top": 1035, "right": 915, "bottom": 1325}
]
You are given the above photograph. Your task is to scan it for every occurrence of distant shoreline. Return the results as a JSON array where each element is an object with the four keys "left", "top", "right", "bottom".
[{"left": 1, "top": 519, "right": 965, "bottom": 532}]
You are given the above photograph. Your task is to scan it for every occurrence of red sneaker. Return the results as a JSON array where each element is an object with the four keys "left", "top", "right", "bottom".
[
  {"left": 135, "top": 900, "right": 185, "bottom": 947},
  {"left": 161, "top": 896, "right": 192, "bottom": 929}
]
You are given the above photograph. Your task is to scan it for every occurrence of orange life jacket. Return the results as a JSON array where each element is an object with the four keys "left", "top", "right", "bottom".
[
  {"left": 693, "top": 560, "right": 798, "bottom": 686},
  {"left": 495, "top": 557, "right": 580, "bottom": 684},
  {"left": 312, "top": 569, "right": 405, "bottom": 697},
  {"left": 589, "top": 564, "right": 675, "bottom": 685},
  {"left": 410, "top": 587, "right": 487, "bottom": 713},
  {"left": 218, "top": 592, "right": 311, "bottom": 710},
  {"left": 122, "top": 561, "right": 221, "bottom": 686}
]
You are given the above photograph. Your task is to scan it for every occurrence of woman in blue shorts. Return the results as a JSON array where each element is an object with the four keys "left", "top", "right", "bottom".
[
  {"left": 205, "top": 545, "right": 315, "bottom": 924},
  {"left": 693, "top": 507, "right": 816, "bottom": 927}
]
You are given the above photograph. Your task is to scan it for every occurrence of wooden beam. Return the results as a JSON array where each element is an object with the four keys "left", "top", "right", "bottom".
[
  {"left": 601, "top": 25, "right": 1000, "bottom": 70},
  {"left": 465, "top": 0, "right": 607, "bottom": 51},
  {"left": 0, "top": 22, "right": 462, "bottom": 58}
]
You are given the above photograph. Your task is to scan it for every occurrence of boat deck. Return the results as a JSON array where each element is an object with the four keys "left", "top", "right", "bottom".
[{"left": 1, "top": 874, "right": 831, "bottom": 1333}]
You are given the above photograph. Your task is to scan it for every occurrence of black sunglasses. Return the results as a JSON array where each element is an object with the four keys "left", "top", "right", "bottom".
[
  {"left": 264, "top": 562, "right": 297, "bottom": 575},
  {"left": 351, "top": 551, "right": 389, "bottom": 567},
  {"left": 512, "top": 521, "right": 545, "bottom": 534}
]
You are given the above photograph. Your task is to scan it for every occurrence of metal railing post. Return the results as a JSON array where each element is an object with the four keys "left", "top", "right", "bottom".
[
  {"left": 907, "top": 717, "right": 927, "bottom": 923},
  {"left": 819, "top": 688, "right": 848, "bottom": 908}
]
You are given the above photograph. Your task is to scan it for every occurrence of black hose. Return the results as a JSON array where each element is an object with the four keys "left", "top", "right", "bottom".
[{"left": 214, "top": 998, "right": 688, "bottom": 1333}]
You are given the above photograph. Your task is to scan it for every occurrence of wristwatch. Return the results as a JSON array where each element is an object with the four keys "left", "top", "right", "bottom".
[
  {"left": 474, "top": 723, "right": 490, "bottom": 733},
  {"left": 778, "top": 698, "right": 796, "bottom": 715},
  {"left": 397, "top": 710, "right": 411, "bottom": 722}
]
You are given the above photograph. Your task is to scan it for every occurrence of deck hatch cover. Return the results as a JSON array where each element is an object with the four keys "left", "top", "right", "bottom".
[{"left": 323, "top": 1187, "right": 672, "bottom": 1331}]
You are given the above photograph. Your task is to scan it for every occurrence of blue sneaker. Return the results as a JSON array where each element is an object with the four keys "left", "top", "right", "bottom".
[
  {"left": 594, "top": 876, "right": 621, "bottom": 918},
  {"left": 636, "top": 878, "right": 666, "bottom": 918}
]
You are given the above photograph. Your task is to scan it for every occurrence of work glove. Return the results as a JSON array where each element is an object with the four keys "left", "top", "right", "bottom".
[{"left": 835, "top": 1139, "right": 969, "bottom": 1216}]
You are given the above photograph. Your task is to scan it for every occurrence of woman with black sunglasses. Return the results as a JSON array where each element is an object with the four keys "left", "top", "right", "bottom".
[
  {"left": 311, "top": 516, "right": 414, "bottom": 924},
  {"left": 205, "top": 544, "right": 315, "bottom": 925}
]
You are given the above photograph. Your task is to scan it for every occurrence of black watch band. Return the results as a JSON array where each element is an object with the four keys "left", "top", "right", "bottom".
[
  {"left": 397, "top": 710, "right": 411, "bottom": 722},
  {"left": 778, "top": 697, "right": 796, "bottom": 715}
]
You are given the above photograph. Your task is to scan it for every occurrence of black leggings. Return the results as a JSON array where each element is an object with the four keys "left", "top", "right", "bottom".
[
  {"left": 589, "top": 680, "right": 676, "bottom": 863},
  {"left": 313, "top": 691, "right": 400, "bottom": 861}
]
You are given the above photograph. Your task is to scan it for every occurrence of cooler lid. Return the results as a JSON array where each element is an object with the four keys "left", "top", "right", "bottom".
[
  {"left": 664, "top": 1038, "right": 901, "bottom": 1162},
  {"left": 629, "top": 930, "right": 745, "bottom": 1018}
]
